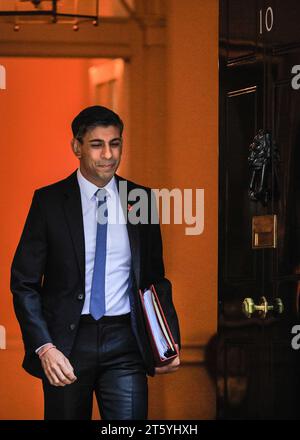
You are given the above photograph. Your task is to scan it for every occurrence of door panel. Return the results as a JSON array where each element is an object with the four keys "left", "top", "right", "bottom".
[
  {"left": 225, "top": 87, "right": 259, "bottom": 280},
  {"left": 222, "top": 0, "right": 261, "bottom": 63},
  {"left": 271, "top": 59, "right": 300, "bottom": 277}
]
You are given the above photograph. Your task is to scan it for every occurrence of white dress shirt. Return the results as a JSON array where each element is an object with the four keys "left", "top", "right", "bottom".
[{"left": 77, "top": 168, "right": 131, "bottom": 316}]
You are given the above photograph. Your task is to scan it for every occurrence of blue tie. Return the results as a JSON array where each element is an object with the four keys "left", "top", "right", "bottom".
[{"left": 90, "top": 188, "right": 108, "bottom": 320}]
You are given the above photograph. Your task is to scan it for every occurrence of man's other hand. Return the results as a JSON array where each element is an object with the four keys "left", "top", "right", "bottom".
[
  {"left": 154, "top": 344, "right": 180, "bottom": 375},
  {"left": 40, "top": 347, "right": 77, "bottom": 386}
]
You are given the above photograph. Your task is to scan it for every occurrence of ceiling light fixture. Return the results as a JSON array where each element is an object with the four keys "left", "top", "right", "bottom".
[{"left": 0, "top": 0, "right": 99, "bottom": 31}]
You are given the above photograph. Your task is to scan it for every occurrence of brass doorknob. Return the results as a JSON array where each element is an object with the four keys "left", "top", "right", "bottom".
[{"left": 242, "top": 296, "right": 284, "bottom": 319}]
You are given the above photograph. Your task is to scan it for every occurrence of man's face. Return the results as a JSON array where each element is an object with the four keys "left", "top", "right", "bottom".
[{"left": 72, "top": 125, "right": 122, "bottom": 187}]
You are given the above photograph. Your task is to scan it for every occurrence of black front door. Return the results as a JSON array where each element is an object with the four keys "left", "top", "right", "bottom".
[{"left": 218, "top": 0, "right": 300, "bottom": 419}]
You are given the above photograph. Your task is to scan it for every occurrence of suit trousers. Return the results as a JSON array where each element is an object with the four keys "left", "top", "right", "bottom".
[{"left": 42, "top": 313, "right": 148, "bottom": 420}]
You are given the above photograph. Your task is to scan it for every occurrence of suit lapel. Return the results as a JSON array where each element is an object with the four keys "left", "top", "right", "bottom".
[
  {"left": 62, "top": 171, "right": 85, "bottom": 288},
  {"left": 115, "top": 174, "right": 141, "bottom": 288}
]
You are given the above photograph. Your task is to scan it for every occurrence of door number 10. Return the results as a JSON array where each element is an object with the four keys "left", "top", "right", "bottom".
[{"left": 259, "top": 7, "right": 274, "bottom": 34}]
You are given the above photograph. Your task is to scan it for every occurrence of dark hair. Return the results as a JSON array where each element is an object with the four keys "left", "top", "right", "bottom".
[{"left": 71, "top": 105, "right": 124, "bottom": 143}]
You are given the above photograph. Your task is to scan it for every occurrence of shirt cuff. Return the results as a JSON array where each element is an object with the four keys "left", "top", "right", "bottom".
[{"left": 35, "top": 342, "right": 53, "bottom": 355}]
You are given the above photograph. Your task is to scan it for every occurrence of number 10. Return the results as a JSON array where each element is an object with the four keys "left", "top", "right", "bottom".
[{"left": 259, "top": 6, "right": 274, "bottom": 34}]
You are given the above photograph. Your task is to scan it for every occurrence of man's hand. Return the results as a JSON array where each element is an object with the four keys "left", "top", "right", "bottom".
[
  {"left": 39, "top": 346, "right": 77, "bottom": 387},
  {"left": 154, "top": 344, "right": 180, "bottom": 375}
]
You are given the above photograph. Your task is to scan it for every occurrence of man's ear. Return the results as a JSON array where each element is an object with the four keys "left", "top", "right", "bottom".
[{"left": 71, "top": 138, "right": 82, "bottom": 158}]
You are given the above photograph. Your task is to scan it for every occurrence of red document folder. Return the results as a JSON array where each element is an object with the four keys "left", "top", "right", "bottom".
[{"left": 138, "top": 284, "right": 179, "bottom": 366}]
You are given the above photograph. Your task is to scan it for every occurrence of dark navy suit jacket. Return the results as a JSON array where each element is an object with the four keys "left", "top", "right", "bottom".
[{"left": 10, "top": 171, "right": 181, "bottom": 378}]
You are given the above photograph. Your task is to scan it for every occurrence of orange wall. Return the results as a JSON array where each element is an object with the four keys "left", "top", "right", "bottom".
[
  {"left": 171, "top": 0, "right": 217, "bottom": 417},
  {"left": 0, "top": 57, "right": 91, "bottom": 419},
  {"left": 166, "top": 0, "right": 218, "bottom": 345}
]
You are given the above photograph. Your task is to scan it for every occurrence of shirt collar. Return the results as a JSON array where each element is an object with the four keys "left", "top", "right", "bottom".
[{"left": 76, "top": 168, "right": 117, "bottom": 201}]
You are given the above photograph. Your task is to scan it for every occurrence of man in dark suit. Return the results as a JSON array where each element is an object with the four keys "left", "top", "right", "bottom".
[{"left": 10, "top": 105, "right": 181, "bottom": 420}]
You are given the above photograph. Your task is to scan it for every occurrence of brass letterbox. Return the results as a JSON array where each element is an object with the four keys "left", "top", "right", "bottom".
[{"left": 252, "top": 215, "right": 277, "bottom": 249}]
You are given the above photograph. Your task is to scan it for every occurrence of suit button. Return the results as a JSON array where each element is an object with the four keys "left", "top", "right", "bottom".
[
  {"left": 77, "top": 293, "right": 84, "bottom": 300},
  {"left": 69, "top": 323, "right": 76, "bottom": 331}
]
